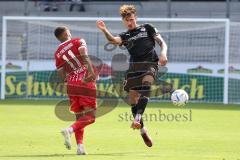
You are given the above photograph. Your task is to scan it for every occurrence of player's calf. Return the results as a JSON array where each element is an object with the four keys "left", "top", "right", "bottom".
[
  {"left": 135, "top": 81, "right": 151, "bottom": 114},
  {"left": 130, "top": 81, "right": 151, "bottom": 130}
]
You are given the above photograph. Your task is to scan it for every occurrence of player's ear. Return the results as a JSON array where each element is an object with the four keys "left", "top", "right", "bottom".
[
  {"left": 63, "top": 30, "right": 68, "bottom": 38},
  {"left": 134, "top": 17, "right": 138, "bottom": 24},
  {"left": 67, "top": 29, "right": 72, "bottom": 38}
]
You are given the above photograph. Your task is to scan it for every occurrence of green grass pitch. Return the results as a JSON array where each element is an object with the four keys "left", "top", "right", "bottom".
[{"left": 0, "top": 100, "right": 240, "bottom": 160}]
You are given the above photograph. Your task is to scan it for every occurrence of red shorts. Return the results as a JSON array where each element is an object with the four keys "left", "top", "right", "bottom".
[{"left": 67, "top": 81, "right": 97, "bottom": 114}]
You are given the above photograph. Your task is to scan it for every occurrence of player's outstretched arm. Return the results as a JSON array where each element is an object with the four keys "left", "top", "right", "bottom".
[
  {"left": 154, "top": 34, "right": 168, "bottom": 66},
  {"left": 96, "top": 20, "right": 122, "bottom": 45}
]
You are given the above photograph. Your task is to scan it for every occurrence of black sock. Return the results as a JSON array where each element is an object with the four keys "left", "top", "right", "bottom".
[
  {"left": 131, "top": 104, "right": 144, "bottom": 128},
  {"left": 131, "top": 104, "right": 137, "bottom": 118},
  {"left": 140, "top": 118, "right": 144, "bottom": 129},
  {"left": 135, "top": 96, "right": 148, "bottom": 115},
  {"left": 135, "top": 81, "right": 151, "bottom": 115}
]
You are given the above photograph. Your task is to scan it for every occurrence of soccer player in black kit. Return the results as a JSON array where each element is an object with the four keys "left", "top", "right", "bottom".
[{"left": 96, "top": 5, "right": 168, "bottom": 147}]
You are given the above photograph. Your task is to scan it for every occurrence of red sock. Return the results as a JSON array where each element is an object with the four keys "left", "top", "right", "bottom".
[
  {"left": 71, "top": 114, "right": 95, "bottom": 132},
  {"left": 75, "top": 128, "right": 84, "bottom": 144}
]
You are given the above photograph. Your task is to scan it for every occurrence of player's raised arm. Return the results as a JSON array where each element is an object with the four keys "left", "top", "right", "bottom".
[
  {"left": 154, "top": 33, "right": 168, "bottom": 66},
  {"left": 78, "top": 39, "right": 96, "bottom": 82},
  {"left": 96, "top": 20, "right": 122, "bottom": 45}
]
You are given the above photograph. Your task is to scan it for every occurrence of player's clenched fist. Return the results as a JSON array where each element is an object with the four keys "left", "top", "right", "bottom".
[
  {"left": 159, "top": 54, "right": 168, "bottom": 66},
  {"left": 96, "top": 20, "right": 107, "bottom": 31}
]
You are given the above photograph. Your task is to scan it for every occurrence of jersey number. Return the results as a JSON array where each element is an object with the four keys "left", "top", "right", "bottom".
[{"left": 62, "top": 50, "right": 81, "bottom": 70}]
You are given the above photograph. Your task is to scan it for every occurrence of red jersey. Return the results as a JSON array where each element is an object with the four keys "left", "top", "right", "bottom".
[
  {"left": 54, "top": 38, "right": 87, "bottom": 83},
  {"left": 55, "top": 38, "right": 97, "bottom": 112}
]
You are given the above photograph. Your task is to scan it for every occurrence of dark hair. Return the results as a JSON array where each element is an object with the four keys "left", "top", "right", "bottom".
[{"left": 54, "top": 26, "right": 67, "bottom": 39}]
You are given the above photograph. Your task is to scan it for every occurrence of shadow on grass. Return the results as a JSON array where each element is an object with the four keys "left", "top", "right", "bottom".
[
  {"left": 0, "top": 151, "right": 161, "bottom": 158},
  {"left": 0, "top": 154, "right": 76, "bottom": 158}
]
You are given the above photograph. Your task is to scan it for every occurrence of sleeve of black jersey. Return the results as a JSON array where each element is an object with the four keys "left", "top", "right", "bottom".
[
  {"left": 118, "top": 32, "right": 126, "bottom": 45},
  {"left": 145, "top": 23, "right": 160, "bottom": 38}
]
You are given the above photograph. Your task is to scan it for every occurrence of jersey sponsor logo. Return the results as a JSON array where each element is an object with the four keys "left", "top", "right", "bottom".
[{"left": 128, "top": 32, "right": 148, "bottom": 41}]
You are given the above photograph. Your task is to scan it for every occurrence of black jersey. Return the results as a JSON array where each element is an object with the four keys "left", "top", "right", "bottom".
[{"left": 119, "top": 23, "right": 159, "bottom": 62}]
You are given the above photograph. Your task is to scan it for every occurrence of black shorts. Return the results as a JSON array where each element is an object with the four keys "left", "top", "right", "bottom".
[{"left": 123, "top": 62, "right": 158, "bottom": 92}]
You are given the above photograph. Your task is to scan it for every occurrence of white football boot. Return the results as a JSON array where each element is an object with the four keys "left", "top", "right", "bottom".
[
  {"left": 61, "top": 128, "right": 72, "bottom": 150},
  {"left": 77, "top": 144, "right": 87, "bottom": 155}
]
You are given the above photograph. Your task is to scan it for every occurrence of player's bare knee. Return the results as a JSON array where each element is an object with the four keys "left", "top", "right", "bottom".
[
  {"left": 129, "top": 90, "right": 140, "bottom": 104},
  {"left": 132, "top": 98, "right": 139, "bottom": 105}
]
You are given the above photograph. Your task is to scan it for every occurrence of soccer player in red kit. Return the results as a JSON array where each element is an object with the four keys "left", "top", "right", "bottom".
[{"left": 54, "top": 26, "right": 97, "bottom": 155}]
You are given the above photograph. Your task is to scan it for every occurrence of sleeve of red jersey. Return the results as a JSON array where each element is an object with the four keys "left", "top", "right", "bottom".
[{"left": 79, "top": 38, "right": 88, "bottom": 52}]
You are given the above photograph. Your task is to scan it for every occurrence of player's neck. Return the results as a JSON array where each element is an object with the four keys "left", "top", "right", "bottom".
[
  {"left": 129, "top": 24, "right": 139, "bottom": 31},
  {"left": 61, "top": 38, "right": 71, "bottom": 43}
]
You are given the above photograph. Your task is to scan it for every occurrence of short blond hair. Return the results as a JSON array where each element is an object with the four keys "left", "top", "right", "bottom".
[{"left": 119, "top": 5, "right": 136, "bottom": 18}]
